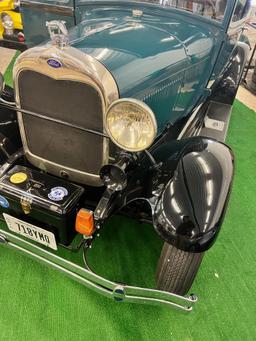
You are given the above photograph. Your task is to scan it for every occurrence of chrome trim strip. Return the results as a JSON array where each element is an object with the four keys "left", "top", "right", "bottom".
[
  {"left": 13, "top": 45, "right": 119, "bottom": 186},
  {"left": 0, "top": 228, "right": 197, "bottom": 311},
  {"left": 20, "top": 0, "right": 74, "bottom": 16},
  {"left": 177, "top": 103, "right": 203, "bottom": 140}
]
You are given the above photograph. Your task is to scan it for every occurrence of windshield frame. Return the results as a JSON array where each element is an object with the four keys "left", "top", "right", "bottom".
[
  {"left": 138, "top": 0, "right": 228, "bottom": 23},
  {"left": 78, "top": 0, "right": 237, "bottom": 28}
]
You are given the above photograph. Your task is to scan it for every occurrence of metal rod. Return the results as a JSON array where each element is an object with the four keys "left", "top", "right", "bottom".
[
  {"left": 82, "top": 242, "right": 196, "bottom": 307},
  {"left": 243, "top": 43, "right": 256, "bottom": 81},
  {"left": 0, "top": 100, "right": 109, "bottom": 138},
  {"left": 0, "top": 228, "right": 197, "bottom": 311}
]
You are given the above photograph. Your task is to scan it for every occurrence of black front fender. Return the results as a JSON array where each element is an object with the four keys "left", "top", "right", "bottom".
[{"left": 152, "top": 138, "right": 234, "bottom": 253}]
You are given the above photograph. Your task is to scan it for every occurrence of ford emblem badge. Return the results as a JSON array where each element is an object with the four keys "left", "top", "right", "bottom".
[{"left": 47, "top": 59, "right": 62, "bottom": 68}]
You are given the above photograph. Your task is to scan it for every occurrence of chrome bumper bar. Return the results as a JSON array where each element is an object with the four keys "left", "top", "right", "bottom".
[{"left": 0, "top": 229, "right": 197, "bottom": 312}]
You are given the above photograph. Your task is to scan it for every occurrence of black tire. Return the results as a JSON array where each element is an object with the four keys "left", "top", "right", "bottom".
[{"left": 156, "top": 242, "right": 204, "bottom": 296}]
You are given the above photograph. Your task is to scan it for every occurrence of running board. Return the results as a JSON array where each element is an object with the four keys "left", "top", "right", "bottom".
[{"left": 200, "top": 101, "right": 232, "bottom": 142}]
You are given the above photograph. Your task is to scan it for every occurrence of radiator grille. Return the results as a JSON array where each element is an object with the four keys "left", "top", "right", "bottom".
[{"left": 18, "top": 70, "right": 106, "bottom": 183}]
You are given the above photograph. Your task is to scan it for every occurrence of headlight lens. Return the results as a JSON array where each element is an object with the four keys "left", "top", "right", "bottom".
[
  {"left": 105, "top": 99, "right": 157, "bottom": 152},
  {"left": 1, "top": 13, "right": 14, "bottom": 31}
]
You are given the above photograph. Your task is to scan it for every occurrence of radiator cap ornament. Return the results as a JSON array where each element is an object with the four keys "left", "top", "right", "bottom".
[{"left": 46, "top": 20, "right": 69, "bottom": 48}]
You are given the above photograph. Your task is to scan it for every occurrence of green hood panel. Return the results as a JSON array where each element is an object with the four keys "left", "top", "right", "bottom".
[
  {"left": 72, "top": 18, "right": 188, "bottom": 96},
  {"left": 70, "top": 7, "right": 220, "bottom": 130}
]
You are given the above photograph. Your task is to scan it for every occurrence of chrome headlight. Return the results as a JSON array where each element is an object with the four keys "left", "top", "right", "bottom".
[
  {"left": 1, "top": 13, "right": 14, "bottom": 35},
  {"left": 105, "top": 99, "right": 157, "bottom": 152},
  {"left": 14, "top": 0, "right": 21, "bottom": 8}
]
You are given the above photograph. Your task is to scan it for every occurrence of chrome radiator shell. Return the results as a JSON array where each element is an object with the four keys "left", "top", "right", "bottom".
[{"left": 14, "top": 45, "right": 119, "bottom": 186}]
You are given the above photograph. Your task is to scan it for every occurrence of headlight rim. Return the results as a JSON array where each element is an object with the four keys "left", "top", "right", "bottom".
[{"left": 105, "top": 98, "right": 157, "bottom": 152}]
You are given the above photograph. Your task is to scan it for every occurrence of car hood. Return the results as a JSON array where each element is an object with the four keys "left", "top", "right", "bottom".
[
  {"left": 71, "top": 9, "right": 216, "bottom": 94},
  {"left": 70, "top": 8, "right": 219, "bottom": 130}
]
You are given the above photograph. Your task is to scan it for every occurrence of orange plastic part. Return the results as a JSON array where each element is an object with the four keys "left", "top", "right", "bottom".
[{"left": 75, "top": 209, "right": 95, "bottom": 236}]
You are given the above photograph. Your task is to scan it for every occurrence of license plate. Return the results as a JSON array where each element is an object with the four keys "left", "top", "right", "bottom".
[{"left": 3, "top": 213, "right": 57, "bottom": 250}]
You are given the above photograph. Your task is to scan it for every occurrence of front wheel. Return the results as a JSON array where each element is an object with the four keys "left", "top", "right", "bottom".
[{"left": 156, "top": 243, "right": 204, "bottom": 296}]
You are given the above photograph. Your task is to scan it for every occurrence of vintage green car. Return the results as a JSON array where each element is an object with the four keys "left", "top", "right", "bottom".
[{"left": 0, "top": 0, "right": 251, "bottom": 311}]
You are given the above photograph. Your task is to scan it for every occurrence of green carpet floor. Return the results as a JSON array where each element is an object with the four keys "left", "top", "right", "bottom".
[{"left": 0, "top": 56, "right": 256, "bottom": 340}]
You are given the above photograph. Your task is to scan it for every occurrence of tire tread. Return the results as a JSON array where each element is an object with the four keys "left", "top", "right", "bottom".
[{"left": 156, "top": 243, "right": 203, "bottom": 295}]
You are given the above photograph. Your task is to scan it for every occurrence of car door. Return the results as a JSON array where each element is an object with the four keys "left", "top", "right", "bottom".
[{"left": 208, "top": 0, "right": 251, "bottom": 103}]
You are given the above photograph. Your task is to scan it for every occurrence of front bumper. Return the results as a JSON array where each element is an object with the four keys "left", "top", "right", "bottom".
[{"left": 0, "top": 225, "right": 197, "bottom": 312}]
